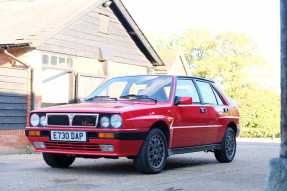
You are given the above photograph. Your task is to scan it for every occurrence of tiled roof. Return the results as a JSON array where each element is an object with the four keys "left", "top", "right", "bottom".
[
  {"left": 0, "top": 0, "right": 100, "bottom": 45},
  {"left": 0, "top": 0, "right": 164, "bottom": 66}
]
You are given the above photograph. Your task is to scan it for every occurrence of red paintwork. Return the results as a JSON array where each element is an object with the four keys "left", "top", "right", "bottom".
[
  {"left": 177, "top": 97, "right": 193, "bottom": 105},
  {"left": 26, "top": 75, "right": 240, "bottom": 157},
  {"left": 29, "top": 136, "right": 143, "bottom": 157}
]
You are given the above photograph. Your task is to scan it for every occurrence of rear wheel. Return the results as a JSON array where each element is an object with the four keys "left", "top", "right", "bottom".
[
  {"left": 214, "top": 127, "right": 237, "bottom": 163},
  {"left": 134, "top": 128, "right": 168, "bottom": 174},
  {"left": 43, "top": 153, "right": 75, "bottom": 168}
]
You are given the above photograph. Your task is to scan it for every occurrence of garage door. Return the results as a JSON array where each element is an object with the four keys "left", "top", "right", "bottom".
[
  {"left": 77, "top": 74, "right": 105, "bottom": 99},
  {"left": 41, "top": 69, "right": 71, "bottom": 107},
  {"left": 0, "top": 67, "right": 28, "bottom": 130}
]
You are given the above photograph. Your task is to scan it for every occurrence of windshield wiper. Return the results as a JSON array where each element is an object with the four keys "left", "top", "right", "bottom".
[
  {"left": 85, "top": 96, "right": 118, "bottom": 102},
  {"left": 120, "top": 94, "right": 158, "bottom": 103}
]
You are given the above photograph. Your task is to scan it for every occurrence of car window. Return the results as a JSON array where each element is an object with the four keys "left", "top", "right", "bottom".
[
  {"left": 176, "top": 79, "right": 200, "bottom": 103},
  {"left": 212, "top": 87, "right": 224, "bottom": 105},
  {"left": 130, "top": 84, "right": 147, "bottom": 95},
  {"left": 196, "top": 81, "right": 217, "bottom": 105},
  {"left": 100, "top": 81, "right": 128, "bottom": 98},
  {"left": 87, "top": 76, "right": 173, "bottom": 102}
]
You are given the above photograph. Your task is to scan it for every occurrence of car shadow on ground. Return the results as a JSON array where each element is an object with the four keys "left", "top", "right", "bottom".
[
  {"left": 166, "top": 156, "right": 218, "bottom": 171},
  {"left": 42, "top": 155, "right": 218, "bottom": 176}
]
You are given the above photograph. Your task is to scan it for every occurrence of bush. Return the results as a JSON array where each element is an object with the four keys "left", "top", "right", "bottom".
[{"left": 238, "top": 87, "right": 280, "bottom": 138}]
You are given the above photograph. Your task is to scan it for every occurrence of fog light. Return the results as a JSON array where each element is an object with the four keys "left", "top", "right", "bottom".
[
  {"left": 98, "top": 133, "right": 115, "bottom": 139},
  {"left": 33, "top": 142, "right": 46, "bottom": 149},
  {"left": 99, "top": 144, "right": 114, "bottom": 152}
]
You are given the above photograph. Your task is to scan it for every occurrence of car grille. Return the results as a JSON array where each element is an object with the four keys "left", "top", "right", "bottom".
[
  {"left": 45, "top": 142, "right": 101, "bottom": 151},
  {"left": 72, "top": 115, "right": 98, "bottom": 127},
  {"left": 48, "top": 115, "right": 69, "bottom": 126},
  {"left": 47, "top": 113, "right": 99, "bottom": 127}
]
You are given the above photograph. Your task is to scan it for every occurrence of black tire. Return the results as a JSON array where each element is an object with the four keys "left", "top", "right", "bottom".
[
  {"left": 214, "top": 127, "right": 237, "bottom": 163},
  {"left": 134, "top": 128, "right": 168, "bottom": 174},
  {"left": 43, "top": 153, "right": 75, "bottom": 168}
]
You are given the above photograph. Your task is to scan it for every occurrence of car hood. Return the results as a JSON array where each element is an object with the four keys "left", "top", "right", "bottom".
[{"left": 32, "top": 101, "right": 159, "bottom": 113}]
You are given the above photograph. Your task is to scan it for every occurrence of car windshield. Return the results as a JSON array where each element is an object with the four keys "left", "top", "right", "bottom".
[{"left": 86, "top": 76, "right": 173, "bottom": 102}]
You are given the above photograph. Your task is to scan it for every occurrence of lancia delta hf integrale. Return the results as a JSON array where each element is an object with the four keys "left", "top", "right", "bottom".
[{"left": 26, "top": 75, "right": 239, "bottom": 174}]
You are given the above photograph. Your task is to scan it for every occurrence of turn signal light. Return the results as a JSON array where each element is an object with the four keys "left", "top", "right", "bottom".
[
  {"left": 29, "top": 131, "right": 41, "bottom": 137},
  {"left": 98, "top": 133, "right": 115, "bottom": 139}
]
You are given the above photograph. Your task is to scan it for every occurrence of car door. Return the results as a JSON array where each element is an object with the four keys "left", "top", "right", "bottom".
[
  {"left": 171, "top": 78, "right": 207, "bottom": 148},
  {"left": 211, "top": 84, "right": 232, "bottom": 143},
  {"left": 194, "top": 80, "right": 223, "bottom": 145}
]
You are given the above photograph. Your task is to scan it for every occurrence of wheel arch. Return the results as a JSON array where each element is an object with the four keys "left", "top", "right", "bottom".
[
  {"left": 227, "top": 122, "right": 239, "bottom": 136},
  {"left": 149, "top": 120, "right": 170, "bottom": 145}
]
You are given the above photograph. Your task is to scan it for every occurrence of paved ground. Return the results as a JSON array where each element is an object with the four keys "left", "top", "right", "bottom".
[{"left": 0, "top": 142, "right": 279, "bottom": 191}]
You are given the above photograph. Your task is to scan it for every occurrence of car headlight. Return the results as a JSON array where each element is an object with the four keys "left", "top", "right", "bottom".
[
  {"left": 100, "top": 116, "right": 110, "bottom": 128},
  {"left": 110, "top": 114, "right": 122, "bottom": 128},
  {"left": 40, "top": 115, "right": 47, "bottom": 127},
  {"left": 30, "top": 114, "right": 40, "bottom": 127}
]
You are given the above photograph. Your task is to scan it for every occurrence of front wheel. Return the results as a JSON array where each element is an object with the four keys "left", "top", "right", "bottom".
[
  {"left": 214, "top": 127, "right": 237, "bottom": 163},
  {"left": 134, "top": 128, "right": 168, "bottom": 174},
  {"left": 43, "top": 153, "right": 75, "bottom": 168}
]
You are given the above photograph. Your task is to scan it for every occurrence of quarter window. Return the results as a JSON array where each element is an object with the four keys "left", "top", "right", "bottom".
[
  {"left": 176, "top": 79, "right": 200, "bottom": 103},
  {"left": 212, "top": 88, "right": 224, "bottom": 105},
  {"left": 196, "top": 81, "right": 217, "bottom": 105}
]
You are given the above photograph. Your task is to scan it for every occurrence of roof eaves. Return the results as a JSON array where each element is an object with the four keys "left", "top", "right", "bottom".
[
  {"left": 0, "top": 43, "right": 30, "bottom": 49},
  {"left": 110, "top": 0, "right": 164, "bottom": 66}
]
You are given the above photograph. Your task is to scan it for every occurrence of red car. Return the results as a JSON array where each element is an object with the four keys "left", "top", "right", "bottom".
[{"left": 26, "top": 75, "right": 239, "bottom": 174}]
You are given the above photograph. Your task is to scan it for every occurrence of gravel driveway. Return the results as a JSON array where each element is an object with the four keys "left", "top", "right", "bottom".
[{"left": 0, "top": 142, "right": 279, "bottom": 191}]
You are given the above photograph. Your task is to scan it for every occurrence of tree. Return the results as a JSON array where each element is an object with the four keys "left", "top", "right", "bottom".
[{"left": 151, "top": 29, "right": 280, "bottom": 138}]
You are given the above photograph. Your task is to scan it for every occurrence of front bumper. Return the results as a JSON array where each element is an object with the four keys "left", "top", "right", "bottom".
[{"left": 25, "top": 128, "right": 146, "bottom": 157}]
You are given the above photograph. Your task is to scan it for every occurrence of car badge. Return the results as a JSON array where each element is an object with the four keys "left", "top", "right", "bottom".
[{"left": 68, "top": 113, "right": 75, "bottom": 126}]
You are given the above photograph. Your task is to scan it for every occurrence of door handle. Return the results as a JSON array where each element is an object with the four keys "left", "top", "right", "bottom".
[
  {"left": 223, "top": 108, "right": 229, "bottom": 113},
  {"left": 200, "top": 107, "right": 207, "bottom": 113}
]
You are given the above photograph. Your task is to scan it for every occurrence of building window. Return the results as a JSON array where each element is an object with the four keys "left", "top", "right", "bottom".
[
  {"left": 59, "top": 57, "right": 65, "bottom": 66},
  {"left": 67, "top": 58, "right": 73, "bottom": 68},
  {"left": 99, "top": 13, "right": 110, "bottom": 34},
  {"left": 42, "top": 55, "right": 49, "bottom": 65},
  {"left": 51, "top": 56, "right": 58, "bottom": 65},
  {"left": 42, "top": 54, "right": 73, "bottom": 69}
]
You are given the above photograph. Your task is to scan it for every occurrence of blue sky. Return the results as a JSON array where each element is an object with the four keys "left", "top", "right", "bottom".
[{"left": 123, "top": 0, "right": 280, "bottom": 91}]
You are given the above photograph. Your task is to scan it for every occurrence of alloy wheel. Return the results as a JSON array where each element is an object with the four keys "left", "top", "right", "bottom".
[
  {"left": 147, "top": 134, "right": 166, "bottom": 169},
  {"left": 225, "top": 130, "right": 236, "bottom": 159}
]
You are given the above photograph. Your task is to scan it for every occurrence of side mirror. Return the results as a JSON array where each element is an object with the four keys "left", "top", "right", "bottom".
[{"left": 175, "top": 96, "right": 193, "bottom": 105}]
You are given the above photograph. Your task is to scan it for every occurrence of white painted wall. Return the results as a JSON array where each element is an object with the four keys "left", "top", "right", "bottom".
[{"left": 107, "top": 61, "right": 149, "bottom": 77}]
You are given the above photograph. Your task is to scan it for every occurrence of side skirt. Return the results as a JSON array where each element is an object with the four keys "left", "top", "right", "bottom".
[{"left": 168, "top": 144, "right": 222, "bottom": 156}]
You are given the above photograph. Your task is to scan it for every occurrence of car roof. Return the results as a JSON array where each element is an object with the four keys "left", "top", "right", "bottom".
[
  {"left": 175, "top": 75, "right": 214, "bottom": 83},
  {"left": 111, "top": 75, "right": 215, "bottom": 83}
]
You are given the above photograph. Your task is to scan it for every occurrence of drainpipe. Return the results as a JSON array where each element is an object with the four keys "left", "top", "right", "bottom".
[
  {"left": 3, "top": 49, "right": 34, "bottom": 110},
  {"left": 4, "top": 49, "right": 30, "bottom": 69}
]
